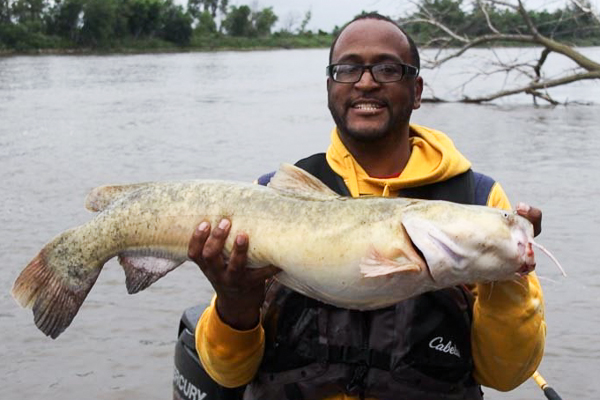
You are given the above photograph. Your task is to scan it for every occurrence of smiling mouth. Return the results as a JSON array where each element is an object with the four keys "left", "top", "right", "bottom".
[{"left": 351, "top": 101, "right": 385, "bottom": 112}]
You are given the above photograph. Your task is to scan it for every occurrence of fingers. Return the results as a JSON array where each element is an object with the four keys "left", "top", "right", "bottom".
[
  {"left": 187, "top": 219, "right": 232, "bottom": 273},
  {"left": 202, "top": 219, "right": 231, "bottom": 267},
  {"left": 227, "top": 233, "right": 249, "bottom": 276},
  {"left": 188, "top": 221, "right": 210, "bottom": 267},
  {"left": 188, "top": 219, "right": 249, "bottom": 273},
  {"left": 516, "top": 202, "right": 542, "bottom": 237}
]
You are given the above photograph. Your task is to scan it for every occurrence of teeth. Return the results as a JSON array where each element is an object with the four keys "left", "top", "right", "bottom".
[{"left": 354, "top": 103, "right": 382, "bottom": 110}]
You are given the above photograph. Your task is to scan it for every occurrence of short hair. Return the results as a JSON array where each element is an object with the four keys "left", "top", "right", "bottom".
[{"left": 328, "top": 12, "right": 420, "bottom": 71}]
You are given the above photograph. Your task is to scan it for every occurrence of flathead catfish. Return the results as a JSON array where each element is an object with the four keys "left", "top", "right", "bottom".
[{"left": 12, "top": 164, "right": 560, "bottom": 339}]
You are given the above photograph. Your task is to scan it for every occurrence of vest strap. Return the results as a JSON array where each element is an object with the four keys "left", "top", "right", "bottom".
[{"left": 326, "top": 345, "right": 392, "bottom": 370}]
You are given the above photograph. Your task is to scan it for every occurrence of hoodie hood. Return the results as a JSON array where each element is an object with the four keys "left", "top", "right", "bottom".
[{"left": 325, "top": 124, "right": 472, "bottom": 197}]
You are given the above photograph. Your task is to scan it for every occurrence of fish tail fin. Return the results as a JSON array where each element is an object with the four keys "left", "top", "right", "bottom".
[{"left": 11, "top": 231, "right": 102, "bottom": 339}]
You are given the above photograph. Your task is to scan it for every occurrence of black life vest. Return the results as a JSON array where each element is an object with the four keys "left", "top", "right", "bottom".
[{"left": 245, "top": 154, "right": 495, "bottom": 400}]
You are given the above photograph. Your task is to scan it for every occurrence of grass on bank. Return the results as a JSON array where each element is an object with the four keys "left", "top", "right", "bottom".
[{"left": 0, "top": 31, "right": 335, "bottom": 55}]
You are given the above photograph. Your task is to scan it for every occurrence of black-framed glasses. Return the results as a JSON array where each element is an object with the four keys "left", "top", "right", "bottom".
[{"left": 326, "top": 63, "right": 419, "bottom": 83}]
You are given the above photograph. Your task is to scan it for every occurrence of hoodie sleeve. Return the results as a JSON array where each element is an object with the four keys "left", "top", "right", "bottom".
[
  {"left": 471, "top": 182, "right": 546, "bottom": 391},
  {"left": 195, "top": 296, "right": 265, "bottom": 388}
]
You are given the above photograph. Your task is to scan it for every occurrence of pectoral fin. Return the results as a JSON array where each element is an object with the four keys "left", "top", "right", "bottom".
[
  {"left": 359, "top": 247, "right": 422, "bottom": 278},
  {"left": 118, "top": 253, "right": 185, "bottom": 294}
]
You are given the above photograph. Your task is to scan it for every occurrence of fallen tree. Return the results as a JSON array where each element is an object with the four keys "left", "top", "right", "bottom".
[{"left": 402, "top": 0, "right": 600, "bottom": 104}]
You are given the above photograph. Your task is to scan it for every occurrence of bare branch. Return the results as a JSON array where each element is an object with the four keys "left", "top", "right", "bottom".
[
  {"left": 461, "top": 71, "right": 600, "bottom": 103},
  {"left": 406, "top": 18, "right": 469, "bottom": 43},
  {"left": 526, "top": 89, "right": 560, "bottom": 106},
  {"left": 533, "top": 48, "right": 551, "bottom": 81},
  {"left": 477, "top": 0, "right": 500, "bottom": 34},
  {"left": 570, "top": 0, "right": 600, "bottom": 24},
  {"left": 403, "top": 0, "right": 600, "bottom": 103},
  {"left": 486, "top": 0, "right": 519, "bottom": 11},
  {"left": 421, "top": 34, "right": 537, "bottom": 67},
  {"left": 515, "top": 0, "right": 541, "bottom": 36}
]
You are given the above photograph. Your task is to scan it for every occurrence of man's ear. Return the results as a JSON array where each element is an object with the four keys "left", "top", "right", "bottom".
[{"left": 413, "top": 76, "right": 424, "bottom": 110}]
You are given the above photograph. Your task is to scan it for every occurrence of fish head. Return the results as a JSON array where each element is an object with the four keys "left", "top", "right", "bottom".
[{"left": 401, "top": 202, "right": 535, "bottom": 285}]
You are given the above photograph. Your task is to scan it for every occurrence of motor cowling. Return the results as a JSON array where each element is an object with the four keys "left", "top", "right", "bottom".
[{"left": 173, "top": 305, "right": 245, "bottom": 400}]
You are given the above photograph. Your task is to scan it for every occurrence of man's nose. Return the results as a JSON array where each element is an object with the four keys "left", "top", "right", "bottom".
[{"left": 354, "top": 68, "right": 380, "bottom": 90}]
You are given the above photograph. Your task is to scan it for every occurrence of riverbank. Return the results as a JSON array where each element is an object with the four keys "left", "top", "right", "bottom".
[{"left": 0, "top": 33, "right": 334, "bottom": 56}]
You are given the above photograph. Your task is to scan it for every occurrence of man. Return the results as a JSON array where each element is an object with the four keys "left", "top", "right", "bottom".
[{"left": 187, "top": 13, "right": 545, "bottom": 399}]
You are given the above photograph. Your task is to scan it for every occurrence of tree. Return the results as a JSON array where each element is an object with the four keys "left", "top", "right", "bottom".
[
  {"left": 195, "top": 9, "right": 216, "bottom": 34},
  {"left": 49, "top": 0, "right": 84, "bottom": 41},
  {"left": 221, "top": 4, "right": 250, "bottom": 36},
  {"left": 11, "top": 0, "right": 47, "bottom": 23},
  {"left": 79, "top": 0, "right": 124, "bottom": 46},
  {"left": 403, "top": 0, "right": 600, "bottom": 104},
  {"left": 188, "top": 0, "right": 227, "bottom": 19},
  {"left": 162, "top": 0, "right": 192, "bottom": 44},
  {"left": 0, "top": 0, "right": 12, "bottom": 23},
  {"left": 253, "top": 6, "right": 277, "bottom": 36},
  {"left": 298, "top": 9, "right": 311, "bottom": 33},
  {"left": 127, "top": 0, "right": 164, "bottom": 38}
]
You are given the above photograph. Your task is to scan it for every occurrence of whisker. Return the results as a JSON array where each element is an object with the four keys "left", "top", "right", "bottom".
[
  {"left": 486, "top": 281, "right": 495, "bottom": 301},
  {"left": 535, "top": 275, "right": 559, "bottom": 284},
  {"left": 511, "top": 275, "right": 528, "bottom": 290},
  {"left": 531, "top": 240, "right": 567, "bottom": 277}
]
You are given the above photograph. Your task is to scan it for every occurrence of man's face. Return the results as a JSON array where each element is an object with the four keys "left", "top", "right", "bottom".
[{"left": 327, "top": 19, "right": 423, "bottom": 142}]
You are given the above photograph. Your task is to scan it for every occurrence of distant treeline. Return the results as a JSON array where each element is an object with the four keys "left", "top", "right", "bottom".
[
  {"left": 1, "top": 0, "right": 599, "bottom": 53},
  {"left": 0, "top": 0, "right": 329, "bottom": 52}
]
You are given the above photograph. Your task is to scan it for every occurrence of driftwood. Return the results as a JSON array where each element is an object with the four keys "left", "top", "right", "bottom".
[{"left": 404, "top": 0, "right": 600, "bottom": 104}]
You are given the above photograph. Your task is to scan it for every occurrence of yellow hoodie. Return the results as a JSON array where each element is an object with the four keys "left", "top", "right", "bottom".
[{"left": 195, "top": 125, "right": 546, "bottom": 396}]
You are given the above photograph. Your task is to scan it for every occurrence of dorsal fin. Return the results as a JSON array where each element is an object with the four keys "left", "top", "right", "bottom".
[
  {"left": 268, "top": 163, "right": 341, "bottom": 201},
  {"left": 85, "top": 183, "right": 150, "bottom": 212}
]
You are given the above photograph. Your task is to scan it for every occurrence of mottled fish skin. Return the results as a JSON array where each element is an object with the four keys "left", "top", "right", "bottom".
[{"left": 11, "top": 164, "right": 537, "bottom": 339}]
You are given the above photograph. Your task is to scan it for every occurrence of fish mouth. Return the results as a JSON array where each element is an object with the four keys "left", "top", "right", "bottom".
[
  {"left": 517, "top": 261, "right": 536, "bottom": 276},
  {"left": 514, "top": 229, "right": 536, "bottom": 276}
]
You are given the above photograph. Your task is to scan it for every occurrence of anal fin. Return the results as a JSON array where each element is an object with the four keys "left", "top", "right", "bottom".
[{"left": 118, "top": 253, "right": 185, "bottom": 294}]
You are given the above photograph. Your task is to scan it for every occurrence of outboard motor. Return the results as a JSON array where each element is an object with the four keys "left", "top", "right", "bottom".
[{"left": 173, "top": 305, "right": 246, "bottom": 400}]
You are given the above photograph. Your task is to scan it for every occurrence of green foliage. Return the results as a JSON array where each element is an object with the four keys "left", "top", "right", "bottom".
[
  {"left": 48, "top": 0, "right": 84, "bottom": 42},
  {"left": 79, "top": 0, "right": 124, "bottom": 46},
  {"left": 253, "top": 6, "right": 277, "bottom": 36},
  {"left": 195, "top": 10, "right": 216, "bottom": 34},
  {"left": 11, "top": 0, "right": 48, "bottom": 23},
  {"left": 161, "top": 1, "right": 192, "bottom": 45},
  {"left": 0, "top": 0, "right": 11, "bottom": 23},
  {"left": 0, "top": 20, "right": 63, "bottom": 50},
  {"left": 222, "top": 4, "right": 277, "bottom": 37},
  {"left": 127, "top": 0, "right": 164, "bottom": 38},
  {"left": 222, "top": 4, "right": 251, "bottom": 36}
]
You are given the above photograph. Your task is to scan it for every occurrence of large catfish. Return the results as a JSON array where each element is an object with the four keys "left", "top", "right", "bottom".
[{"left": 11, "top": 164, "right": 562, "bottom": 339}]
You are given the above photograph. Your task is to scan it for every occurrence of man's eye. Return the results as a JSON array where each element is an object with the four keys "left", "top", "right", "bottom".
[
  {"left": 377, "top": 65, "right": 401, "bottom": 74},
  {"left": 337, "top": 65, "right": 359, "bottom": 74}
]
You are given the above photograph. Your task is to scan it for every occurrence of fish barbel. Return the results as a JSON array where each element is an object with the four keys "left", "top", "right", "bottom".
[{"left": 12, "top": 164, "right": 556, "bottom": 339}]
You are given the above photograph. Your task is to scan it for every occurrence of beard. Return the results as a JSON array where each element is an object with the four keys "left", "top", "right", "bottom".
[{"left": 327, "top": 95, "right": 414, "bottom": 143}]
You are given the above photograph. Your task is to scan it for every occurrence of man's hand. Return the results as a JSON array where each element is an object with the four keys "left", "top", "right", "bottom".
[
  {"left": 516, "top": 202, "right": 542, "bottom": 237},
  {"left": 188, "top": 219, "right": 280, "bottom": 330}
]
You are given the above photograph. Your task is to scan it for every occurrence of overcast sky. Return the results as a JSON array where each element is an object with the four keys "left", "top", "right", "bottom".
[{"left": 203, "top": 0, "right": 600, "bottom": 33}]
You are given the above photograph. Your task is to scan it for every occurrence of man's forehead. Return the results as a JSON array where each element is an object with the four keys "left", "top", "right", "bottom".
[{"left": 331, "top": 19, "right": 410, "bottom": 62}]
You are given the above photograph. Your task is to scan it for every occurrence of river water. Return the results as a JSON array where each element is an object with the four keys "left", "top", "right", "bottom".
[{"left": 1, "top": 47, "right": 599, "bottom": 399}]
